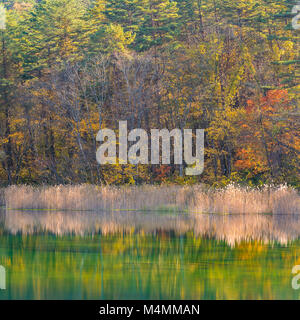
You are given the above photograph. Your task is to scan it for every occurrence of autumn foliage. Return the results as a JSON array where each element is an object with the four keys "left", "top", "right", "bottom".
[{"left": 0, "top": 1, "right": 299, "bottom": 187}]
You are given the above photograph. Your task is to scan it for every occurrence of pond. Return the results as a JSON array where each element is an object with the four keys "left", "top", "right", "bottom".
[{"left": 0, "top": 209, "right": 299, "bottom": 300}]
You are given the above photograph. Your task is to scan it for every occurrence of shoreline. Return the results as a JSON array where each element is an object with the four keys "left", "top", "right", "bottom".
[{"left": 2, "top": 184, "right": 299, "bottom": 215}]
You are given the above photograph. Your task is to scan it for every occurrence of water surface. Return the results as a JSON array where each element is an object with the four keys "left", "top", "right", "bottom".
[{"left": 0, "top": 209, "right": 299, "bottom": 300}]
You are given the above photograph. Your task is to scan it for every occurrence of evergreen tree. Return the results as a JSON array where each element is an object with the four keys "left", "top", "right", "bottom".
[
  {"left": 23, "top": 0, "right": 88, "bottom": 77},
  {"left": 134, "top": 0, "right": 179, "bottom": 52},
  {"left": 105, "top": 0, "right": 147, "bottom": 33}
]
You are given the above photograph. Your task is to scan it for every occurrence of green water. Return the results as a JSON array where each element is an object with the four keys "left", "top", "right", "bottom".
[{"left": 0, "top": 210, "right": 300, "bottom": 300}]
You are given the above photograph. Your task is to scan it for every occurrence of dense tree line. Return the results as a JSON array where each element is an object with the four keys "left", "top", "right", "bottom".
[{"left": 0, "top": 0, "right": 299, "bottom": 186}]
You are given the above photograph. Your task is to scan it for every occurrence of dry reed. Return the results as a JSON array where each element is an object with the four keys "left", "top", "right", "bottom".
[
  {"left": 0, "top": 188, "right": 5, "bottom": 206},
  {"left": 4, "top": 184, "right": 300, "bottom": 214}
]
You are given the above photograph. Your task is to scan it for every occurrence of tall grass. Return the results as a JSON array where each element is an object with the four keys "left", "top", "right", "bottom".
[
  {"left": 4, "top": 184, "right": 195, "bottom": 212},
  {"left": 189, "top": 184, "right": 299, "bottom": 215},
  {"left": 0, "top": 188, "right": 5, "bottom": 206},
  {"left": 4, "top": 184, "right": 300, "bottom": 214}
]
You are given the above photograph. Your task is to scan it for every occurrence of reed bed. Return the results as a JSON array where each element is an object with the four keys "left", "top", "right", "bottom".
[
  {"left": 4, "top": 184, "right": 300, "bottom": 214},
  {"left": 189, "top": 184, "right": 300, "bottom": 215},
  {"left": 0, "top": 188, "right": 5, "bottom": 206},
  {"left": 4, "top": 184, "right": 196, "bottom": 212}
]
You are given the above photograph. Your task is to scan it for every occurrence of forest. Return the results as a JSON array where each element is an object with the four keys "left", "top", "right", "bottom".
[{"left": 0, "top": 0, "right": 299, "bottom": 187}]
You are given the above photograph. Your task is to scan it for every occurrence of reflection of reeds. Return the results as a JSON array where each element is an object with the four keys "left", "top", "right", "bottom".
[
  {"left": 193, "top": 214, "right": 300, "bottom": 246},
  {"left": 4, "top": 209, "right": 300, "bottom": 246},
  {"left": 4, "top": 184, "right": 299, "bottom": 214},
  {"left": 4, "top": 210, "right": 191, "bottom": 237}
]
